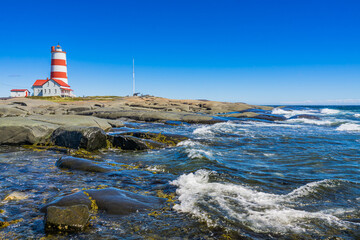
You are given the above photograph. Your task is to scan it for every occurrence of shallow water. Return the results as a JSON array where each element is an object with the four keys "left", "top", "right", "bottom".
[{"left": 0, "top": 105, "right": 359, "bottom": 239}]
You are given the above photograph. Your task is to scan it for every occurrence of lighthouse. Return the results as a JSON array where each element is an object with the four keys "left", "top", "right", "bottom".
[
  {"left": 50, "top": 45, "right": 68, "bottom": 84},
  {"left": 31, "top": 44, "right": 73, "bottom": 97}
]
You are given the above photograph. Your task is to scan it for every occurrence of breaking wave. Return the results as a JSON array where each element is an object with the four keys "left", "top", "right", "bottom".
[
  {"left": 320, "top": 108, "right": 340, "bottom": 115},
  {"left": 177, "top": 140, "right": 214, "bottom": 160},
  {"left": 171, "top": 170, "right": 354, "bottom": 235},
  {"left": 336, "top": 123, "right": 360, "bottom": 132},
  {"left": 271, "top": 108, "right": 318, "bottom": 118},
  {"left": 286, "top": 118, "right": 336, "bottom": 126},
  {"left": 193, "top": 122, "right": 242, "bottom": 137}
]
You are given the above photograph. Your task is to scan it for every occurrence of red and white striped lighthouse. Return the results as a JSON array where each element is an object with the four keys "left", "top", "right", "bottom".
[{"left": 50, "top": 45, "right": 68, "bottom": 84}]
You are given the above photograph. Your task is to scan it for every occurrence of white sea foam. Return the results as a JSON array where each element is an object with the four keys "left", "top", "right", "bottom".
[
  {"left": 193, "top": 122, "right": 242, "bottom": 137},
  {"left": 320, "top": 108, "right": 340, "bottom": 115},
  {"left": 354, "top": 114, "right": 360, "bottom": 118},
  {"left": 177, "top": 140, "right": 214, "bottom": 160},
  {"left": 177, "top": 139, "right": 201, "bottom": 147},
  {"left": 272, "top": 108, "right": 317, "bottom": 118},
  {"left": 336, "top": 123, "right": 360, "bottom": 132},
  {"left": 171, "top": 170, "right": 349, "bottom": 234},
  {"left": 263, "top": 153, "right": 275, "bottom": 157},
  {"left": 287, "top": 118, "right": 334, "bottom": 126},
  {"left": 146, "top": 165, "right": 165, "bottom": 173}
]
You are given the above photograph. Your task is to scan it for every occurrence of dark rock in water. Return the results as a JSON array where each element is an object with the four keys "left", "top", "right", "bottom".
[
  {"left": 51, "top": 126, "right": 107, "bottom": 151},
  {"left": 346, "top": 218, "right": 360, "bottom": 223},
  {"left": 120, "top": 132, "right": 188, "bottom": 146},
  {"left": 107, "top": 134, "right": 166, "bottom": 150},
  {"left": 56, "top": 156, "right": 111, "bottom": 173},
  {"left": 45, "top": 204, "right": 89, "bottom": 232},
  {"left": 252, "top": 114, "right": 287, "bottom": 121},
  {"left": 289, "top": 114, "right": 320, "bottom": 120},
  {"left": 41, "top": 188, "right": 166, "bottom": 215}
]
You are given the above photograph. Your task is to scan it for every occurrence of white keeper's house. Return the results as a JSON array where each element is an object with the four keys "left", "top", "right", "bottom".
[
  {"left": 32, "top": 78, "right": 72, "bottom": 97},
  {"left": 31, "top": 44, "right": 74, "bottom": 97}
]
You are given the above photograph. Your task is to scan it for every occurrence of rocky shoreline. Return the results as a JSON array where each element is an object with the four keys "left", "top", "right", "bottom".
[{"left": 0, "top": 96, "right": 276, "bottom": 233}]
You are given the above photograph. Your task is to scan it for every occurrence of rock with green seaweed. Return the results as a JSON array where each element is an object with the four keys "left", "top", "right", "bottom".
[
  {"left": 45, "top": 204, "right": 90, "bottom": 233},
  {"left": 40, "top": 188, "right": 166, "bottom": 215}
]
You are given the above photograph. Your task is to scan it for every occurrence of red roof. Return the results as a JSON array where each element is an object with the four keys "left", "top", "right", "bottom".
[
  {"left": 32, "top": 79, "right": 48, "bottom": 86},
  {"left": 32, "top": 78, "right": 70, "bottom": 88},
  {"left": 11, "top": 89, "right": 29, "bottom": 92},
  {"left": 52, "top": 79, "right": 70, "bottom": 87}
]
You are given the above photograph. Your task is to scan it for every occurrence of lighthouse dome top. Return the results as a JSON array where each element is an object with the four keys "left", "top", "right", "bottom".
[{"left": 55, "top": 45, "right": 62, "bottom": 51}]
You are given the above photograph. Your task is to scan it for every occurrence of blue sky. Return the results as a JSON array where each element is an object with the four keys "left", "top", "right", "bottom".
[{"left": 0, "top": 0, "right": 359, "bottom": 104}]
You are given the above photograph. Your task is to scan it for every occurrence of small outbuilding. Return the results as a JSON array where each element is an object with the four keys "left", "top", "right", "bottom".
[{"left": 10, "top": 89, "right": 30, "bottom": 98}]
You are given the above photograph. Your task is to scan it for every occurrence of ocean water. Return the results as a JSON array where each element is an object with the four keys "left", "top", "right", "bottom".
[{"left": 0, "top": 106, "right": 359, "bottom": 239}]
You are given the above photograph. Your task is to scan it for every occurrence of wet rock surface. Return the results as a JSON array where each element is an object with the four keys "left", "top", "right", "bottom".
[
  {"left": 289, "top": 114, "right": 321, "bottom": 120},
  {"left": 45, "top": 204, "right": 90, "bottom": 232},
  {"left": 56, "top": 156, "right": 112, "bottom": 173},
  {"left": 41, "top": 188, "right": 166, "bottom": 215},
  {"left": 119, "top": 132, "right": 188, "bottom": 146},
  {"left": 51, "top": 126, "right": 107, "bottom": 151},
  {"left": 107, "top": 134, "right": 166, "bottom": 150}
]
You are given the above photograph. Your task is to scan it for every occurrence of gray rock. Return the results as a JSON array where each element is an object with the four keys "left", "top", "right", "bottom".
[
  {"left": 0, "top": 106, "right": 27, "bottom": 117},
  {"left": 68, "top": 106, "right": 92, "bottom": 113},
  {"left": 0, "top": 117, "right": 58, "bottom": 145},
  {"left": 51, "top": 126, "right": 107, "bottom": 151},
  {"left": 56, "top": 156, "right": 111, "bottom": 173},
  {"left": 78, "top": 109, "right": 224, "bottom": 124},
  {"left": 252, "top": 114, "right": 287, "bottom": 121},
  {"left": 45, "top": 204, "right": 89, "bottom": 232},
  {"left": 28, "top": 115, "right": 112, "bottom": 131},
  {"left": 289, "top": 114, "right": 321, "bottom": 120},
  {"left": 41, "top": 188, "right": 166, "bottom": 215},
  {"left": 107, "top": 134, "right": 166, "bottom": 150}
]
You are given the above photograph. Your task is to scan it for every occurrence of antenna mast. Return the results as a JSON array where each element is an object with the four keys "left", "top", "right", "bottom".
[{"left": 132, "top": 58, "right": 135, "bottom": 96}]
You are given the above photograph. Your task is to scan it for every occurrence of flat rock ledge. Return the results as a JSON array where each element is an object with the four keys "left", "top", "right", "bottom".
[{"left": 0, "top": 115, "right": 113, "bottom": 146}]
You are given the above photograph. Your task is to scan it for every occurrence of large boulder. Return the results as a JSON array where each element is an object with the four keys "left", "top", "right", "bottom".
[
  {"left": 41, "top": 188, "right": 166, "bottom": 215},
  {"left": 51, "top": 126, "right": 107, "bottom": 151},
  {"left": 0, "top": 115, "right": 113, "bottom": 146},
  {"left": 107, "top": 134, "right": 166, "bottom": 150},
  {"left": 56, "top": 156, "right": 112, "bottom": 173},
  {"left": 0, "top": 117, "right": 58, "bottom": 145},
  {"left": 45, "top": 204, "right": 89, "bottom": 232}
]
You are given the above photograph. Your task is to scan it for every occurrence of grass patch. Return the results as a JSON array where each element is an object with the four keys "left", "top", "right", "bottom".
[{"left": 28, "top": 96, "right": 123, "bottom": 102}]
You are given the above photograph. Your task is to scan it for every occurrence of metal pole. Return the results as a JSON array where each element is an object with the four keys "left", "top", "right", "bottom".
[{"left": 132, "top": 58, "right": 135, "bottom": 96}]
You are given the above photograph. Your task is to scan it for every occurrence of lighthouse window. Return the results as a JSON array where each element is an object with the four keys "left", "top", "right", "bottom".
[{"left": 55, "top": 89, "right": 57, "bottom": 94}]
